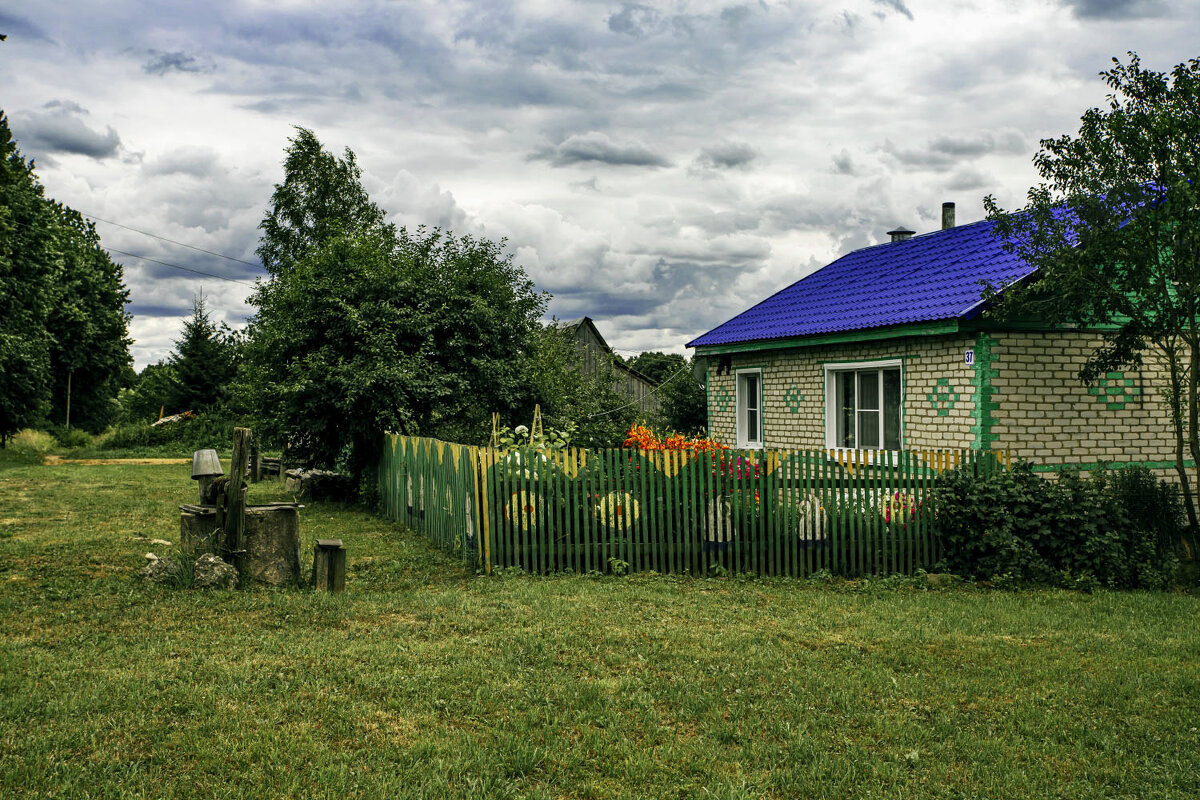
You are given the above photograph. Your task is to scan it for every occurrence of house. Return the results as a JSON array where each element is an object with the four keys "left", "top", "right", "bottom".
[
  {"left": 687, "top": 203, "right": 1173, "bottom": 472},
  {"left": 556, "top": 317, "right": 661, "bottom": 416}
]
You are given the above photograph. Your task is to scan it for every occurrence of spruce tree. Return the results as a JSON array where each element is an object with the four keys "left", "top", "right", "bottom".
[{"left": 168, "top": 296, "right": 235, "bottom": 414}]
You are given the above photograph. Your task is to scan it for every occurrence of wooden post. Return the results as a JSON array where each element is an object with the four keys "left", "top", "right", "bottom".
[
  {"left": 313, "top": 539, "right": 346, "bottom": 592},
  {"left": 250, "top": 439, "right": 261, "bottom": 483},
  {"left": 224, "top": 427, "right": 252, "bottom": 565}
]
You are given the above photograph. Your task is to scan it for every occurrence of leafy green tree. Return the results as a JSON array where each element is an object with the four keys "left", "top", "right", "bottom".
[
  {"left": 524, "top": 323, "right": 637, "bottom": 448},
  {"left": 659, "top": 359, "right": 707, "bottom": 436},
  {"left": 166, "top": 295, "right": 236, "bottom": 415},
  {"left": 984, "top": 53, "right": 1200, "bottom": 533},
  {"left": 0, "top": 113, "right": 53, "bottom": 445},
  {"left": 0, "top": 112, "right": 132, "bottom": 441},
  {"left": 625, "top": 351, "right": 678, "bottom": 384},
  {"left": 625, "top": 351, "right": 707, "bottom": 435},
  {"left": 44, "top": 205, "right": 132, "bottom": 432},
  {"left": 116, "top": 361, "right": 180, "bottom": 424},
  {"left": 244, "top": 130, "right": 547, "bottom": 477},
  {"left": 256, "top": 127, "right": 391, "bottom": 277}
]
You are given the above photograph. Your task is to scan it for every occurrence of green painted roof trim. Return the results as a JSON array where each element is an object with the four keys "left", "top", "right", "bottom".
[
  {"left": 693, "top": 320, "right": 961, "bottom": 355},
  {"left": 692, "top": 316, "right": 1124, "bottom": 355}
]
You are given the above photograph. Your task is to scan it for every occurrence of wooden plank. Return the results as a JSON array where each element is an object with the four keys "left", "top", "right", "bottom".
[
  {"left": 571, "top": 448, "right": 582, "bottom": 574},
  {"left": 669, "top": 451, "right": 681, "bottom": 575},
  {"left": 831, "top": 450, "right": 841, "bottom": 574},
  {"left": 224, "top": 427, "right": 251, "bottom": 565}
]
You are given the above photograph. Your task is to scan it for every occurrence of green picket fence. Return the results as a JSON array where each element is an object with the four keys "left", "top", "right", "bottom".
[{"left": 377, "top": 435, "right": 1009, "bottom": 577}]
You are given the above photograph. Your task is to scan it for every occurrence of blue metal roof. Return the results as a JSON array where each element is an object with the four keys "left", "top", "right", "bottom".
[{"left": 687, "top": 218, "right": 1037, "bottom": 348}]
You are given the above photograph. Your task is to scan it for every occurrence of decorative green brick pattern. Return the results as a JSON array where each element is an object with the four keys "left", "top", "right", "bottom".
[
  {"left": 711, "top": 384, "right": 733, "bottom": 415},
  {"left": 927, "top": 378, "right": 959, "bottom": 416},
  {"left": 970, "top": 333, "right": 1000, "bottom": 450},
  {"left": 1086, "top": 371, "right": 1142, "bottom": 411},
  {"left": 784, "top": 385, "right": 806, "bottom": 413}
]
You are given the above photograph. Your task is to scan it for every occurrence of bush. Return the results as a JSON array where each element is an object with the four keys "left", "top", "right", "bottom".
[
  {"left": 933, "top": 461, "right": 1180, "bottom": 589},
  {"left": 101, "top": 414, "right": 250, "bottom": 453},
  {"left": 48, "top": 425, "right": 92, "bottom": 449},
  {"left": 1108, "top": 466, "right": 1182, "bottom": 589},
  {"left": 8, "top": 429, "right": 54, "bottom": 458}
]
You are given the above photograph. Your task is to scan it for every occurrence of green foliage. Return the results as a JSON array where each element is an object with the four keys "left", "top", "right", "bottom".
[
  {"left": 523, "top": 323, "right": 637, "bottom": 448},
  {"left": 256, "top": 127, "right": 389, "bottom": 278},
  {"left": 659, "top": 359, "right": 707, "bottom": 435},
  {"left": 43, "top": 204, "right": 133, "bottom": 433},
  {"left": 933, "top": 462, "right": 1181, "bottom": 588},
  {"left": 624, "top": 351, "right": 707, "bottom": 435},
  {"left": 48, "top": 425, "right": 92, "bottom": 449},
  {"left": 166, "top": 295, "right": 239, "bottom": 415},
  {"left": 244, "top": 129, "right": 547, "bottom": 478},
  {"left": 0, "top": 112, "right": 54, "bottom": 445},
  {"left": 0, "top": 111, "right": 132, "bottom": 442},
  {"left": 624, "top": 351, "right": 678, "bottom": 384},
  {"left": 493, "top": 422, "right": 575, "bottom": 451},
  {"left": 984, "top": 54, "right": 1200, "bottom": 532},
  {"left": 101, "top": 414, "right": 241, "bottom": 453},
  {"left": 116, "top": 362, "right": 183, "bottom": 424}
]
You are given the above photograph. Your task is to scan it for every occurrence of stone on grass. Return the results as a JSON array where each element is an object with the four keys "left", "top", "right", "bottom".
[
  {"left": 194, "top": 553, "right": 238, "bottom": 590},
  {"left": 285, "top": 468, "right": 355, "bottom": 501},
  {"left": 139, "top": 552, "right": 175, "bottom": 583}
]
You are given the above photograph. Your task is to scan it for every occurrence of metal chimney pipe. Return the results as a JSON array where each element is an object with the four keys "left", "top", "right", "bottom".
[
  {"left": 887, "top": 227, "right": 915, "bottom": 243},
  {"left": 942, "top": 202, "right": 956, "bottom": 230}
]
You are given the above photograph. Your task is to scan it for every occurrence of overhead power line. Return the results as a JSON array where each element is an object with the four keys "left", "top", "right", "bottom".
[
  {"left": 587, "top": 360, "right": 694, "bottom": 419},
  {"left": 81, "top": 212, "right": 263, "bottom": 268},
  {"left": 107, "top": 247, "right": 258, "bottom": 288}
]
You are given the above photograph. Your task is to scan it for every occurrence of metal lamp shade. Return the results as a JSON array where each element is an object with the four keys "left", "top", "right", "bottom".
[{"left": 191, "top": 449, "right": 224, "bottom": 480}]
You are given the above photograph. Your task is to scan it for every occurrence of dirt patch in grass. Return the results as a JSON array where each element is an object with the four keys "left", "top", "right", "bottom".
[{"left": 42, "top": 455, "right": 191, "bottom": 466}]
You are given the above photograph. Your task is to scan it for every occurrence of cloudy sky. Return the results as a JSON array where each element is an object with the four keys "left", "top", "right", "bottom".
[{"left": 2, "top": 0, "right": 1196, "bottom": 369}]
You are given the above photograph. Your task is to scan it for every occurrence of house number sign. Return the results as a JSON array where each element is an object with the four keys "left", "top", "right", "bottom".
[{"left": 964, "top": 349, "right": 975, "bottom": 366}]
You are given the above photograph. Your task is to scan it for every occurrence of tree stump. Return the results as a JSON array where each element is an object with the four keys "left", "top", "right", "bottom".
[{"left": 180, "top": 503, "right": 303, "bottom": 586}]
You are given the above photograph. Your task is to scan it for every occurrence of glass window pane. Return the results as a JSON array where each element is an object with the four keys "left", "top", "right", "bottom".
[
  {"left": 858, "top": 410, "right": 880, "bottom": 448},
  {"left": 883, "top": 369, "right": 901, "bottom": 450},
  {"left": 837, "top": 372, "right": 855, "bottom": 447},
  {"left": 740, "top": 374, "right": 760, "bottom": 444},
  {"left": 857, "top": 370, "right": 879, "bottom": 410}
]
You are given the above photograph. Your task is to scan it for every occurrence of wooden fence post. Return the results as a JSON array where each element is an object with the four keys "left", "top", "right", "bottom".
[{"left": 224, "top": 427, "right": 251, "bottom": 566}]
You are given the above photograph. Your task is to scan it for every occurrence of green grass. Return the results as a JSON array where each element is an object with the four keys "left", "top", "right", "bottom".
[{"left": 1, "top": 462, "right": 1198, "bottom": 799}]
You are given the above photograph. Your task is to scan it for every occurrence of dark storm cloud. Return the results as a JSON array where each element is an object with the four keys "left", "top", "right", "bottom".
[
  {"left": 142, "top": 50, "right": 206, "bottom": 76},
  {"left": 695, "top": 141, "right": 759, "bottom": 170},
  {"left": 0, "top": 11, "right": 53, "bottom": 42},
  {"left": 832, "top": 150, "right": 856, "bottom": 175},
  {"left": 607, "top": 4, "right": 658, "bottom": 37},
  {"left": 143, "top": 146, "right": 221, "bottom": 177},
  {"left": 871, "top": 0, "right": 914, "bottom": 20},
  {"left": 532, "top": 132, "right": 671, "bottom": 168},
  {"left": 14, "top": 101, "right": 121, "bottom": 159},
  {"left": 1062, "top": 0, "right": 1165, "bottom": 19},
  {"left": 945, "top": 167, "right": 993, "bottom": 191},
  {"left": 881, "top": 131, "right": 1027, "bottom": 171}
]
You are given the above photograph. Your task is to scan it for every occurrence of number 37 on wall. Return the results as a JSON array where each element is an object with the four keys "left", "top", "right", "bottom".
[{"left": 964, "top": 349, "right": 975, "bottom": 366}]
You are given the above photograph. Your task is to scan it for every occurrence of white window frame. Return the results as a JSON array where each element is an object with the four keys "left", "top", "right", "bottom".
[
  {"left": 735, "top": 368, "right": 764, "bottom": 450},
  {"left": 823, "top": 359, "right": 903, "bottom": 451}
]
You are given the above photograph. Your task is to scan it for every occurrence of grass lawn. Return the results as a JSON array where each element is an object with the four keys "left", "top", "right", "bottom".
[{"left": 1, "top": 459, "right": 1198, "bottom": 799}]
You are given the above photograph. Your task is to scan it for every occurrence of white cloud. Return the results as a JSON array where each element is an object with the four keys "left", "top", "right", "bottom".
[{"left": 0, "top": 0, "right": 1195, "bottom": 369}]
